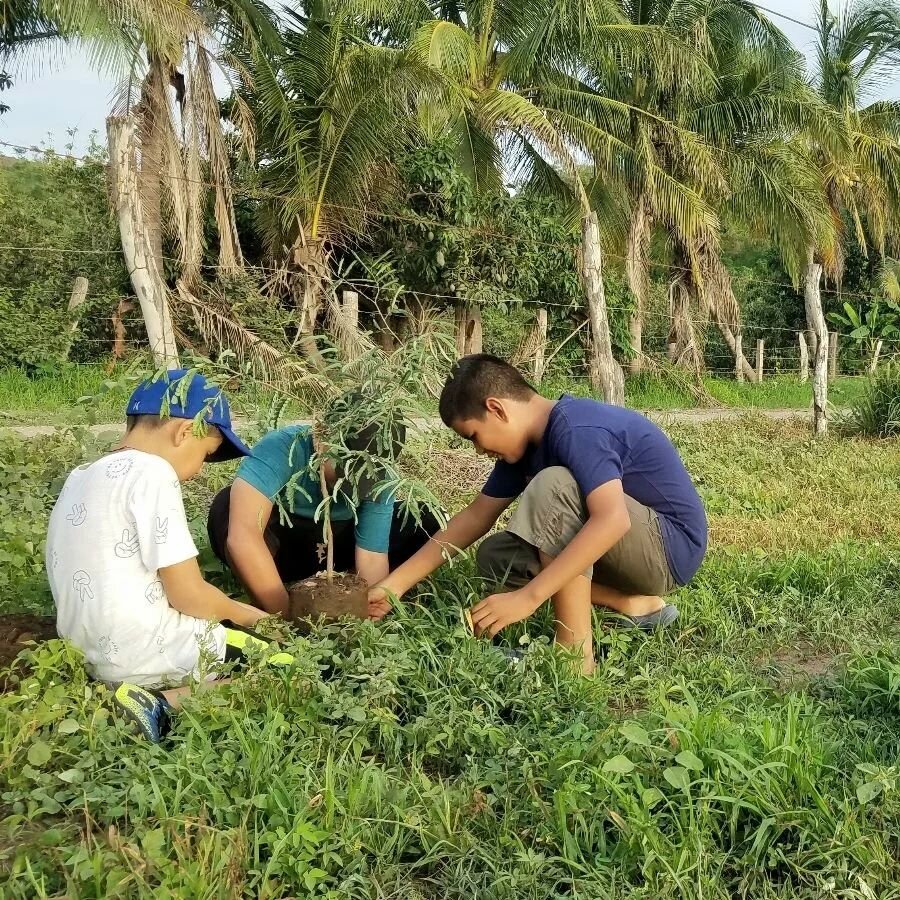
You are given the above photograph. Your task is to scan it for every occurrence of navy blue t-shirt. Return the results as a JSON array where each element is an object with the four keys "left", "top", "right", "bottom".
[{"left": 482, "top": 395, "right": 707, "bottom": 585}]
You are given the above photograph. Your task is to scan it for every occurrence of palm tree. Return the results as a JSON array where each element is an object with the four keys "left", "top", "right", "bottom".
[
  {"left": 3, "top": 0, "right": 280, "bottom": 366},
  {"left": 232, "top": 3, "right": 436, "bottom": 363},
  {"left": 676, "top": 17, "right": 835, "bottom": 382},
  {"left": 598, "top": 0, "right": 827, "bottom": 380},
  {"left": 802, "top": 0, "right": 900, "bottom": 432},
  {"left": 105, "top": 0, "right": 280, "bottom": 366},
  {"left": 344, "top": 0, "right": 723, "bottom": 403}
]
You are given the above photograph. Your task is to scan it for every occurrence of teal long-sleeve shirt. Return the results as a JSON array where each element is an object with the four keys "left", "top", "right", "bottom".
[{"left": 236, "top": 425, "right": 394, "bottom": 553}]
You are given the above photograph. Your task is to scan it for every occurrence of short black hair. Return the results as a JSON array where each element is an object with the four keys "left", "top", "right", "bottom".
[
  {"left": 345, "top": 418, "right": 407, "bottom": 460},
  {"left": 438, "top": 354, "right": 536, "bottom": 426},
  {"left": 125, "top": 414, "right": 169, "bottom": 433}
]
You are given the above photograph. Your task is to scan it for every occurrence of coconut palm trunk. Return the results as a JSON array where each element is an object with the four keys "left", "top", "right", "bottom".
[
  {"left": 582, "top": 210, "right": 625, "bottom": 404},
  {"left": 804, "top": 248, "right": 829, "bottom": 434},
  {"left": 107, "top": 115, "right": 179, "bottom": 367},
  {"left": 625, "top": 193, "right": 651, "bottom": 374}
]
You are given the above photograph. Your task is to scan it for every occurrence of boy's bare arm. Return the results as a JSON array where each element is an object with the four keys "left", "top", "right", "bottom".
[
  {"left": 356, "top": 548, "right": 390, "bottom": 586},
  {"left": 159, "top": 558, "right": 268, "bottom": 627},
  {"left": 225, "top": 479, "right": 289, "bottom": 614},
  {"left": 374, "top": 493, "right": 512, "bottom": 600}
]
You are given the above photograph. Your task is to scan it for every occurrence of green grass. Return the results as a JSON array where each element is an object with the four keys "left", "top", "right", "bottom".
[
  {"left": 0, "top": 364, "right": 311, "bottom": 427},
  {"left": 1, "top": 419, "right": 899, "bottom": 896},
  {"left": 543, "top": 371, "right": 867, "bottom": 410},
  {"left": 0, "top": 364, "right": 869, "bottom": 429},
  {"left": 0, "top": 365, "right": 126, "bottom": 425}
]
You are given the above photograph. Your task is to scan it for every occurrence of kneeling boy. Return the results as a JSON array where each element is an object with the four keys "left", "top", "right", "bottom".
[
  {"left": 46, "top": 370, "right": 281, "bottom": 741},
  {"left": 207, "top": 412, "right": 440, "bottom": 614},
  {"left": 369, "top": 355, "right": 707, "bottom": 674}
]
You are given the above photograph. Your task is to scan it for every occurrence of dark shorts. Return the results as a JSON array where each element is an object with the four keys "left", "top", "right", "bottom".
[
  {"left": 476, "top": 467, "right": 677, "bottom": 597},
  {"left": 207, "top": 485, "right": 442, "bottom": 583}
]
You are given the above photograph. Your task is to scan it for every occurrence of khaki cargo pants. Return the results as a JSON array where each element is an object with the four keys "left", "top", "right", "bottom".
[{"left": 477, "top": 467, "right": 676, "bottom": 597}]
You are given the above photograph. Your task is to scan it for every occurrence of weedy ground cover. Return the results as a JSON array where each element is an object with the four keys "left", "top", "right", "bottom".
[{"left": 0, "top": 417, "right": 898, "bottom": 898}]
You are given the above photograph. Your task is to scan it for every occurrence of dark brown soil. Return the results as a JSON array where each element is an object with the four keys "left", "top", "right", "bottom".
[
  {"left": 287, "top": 573, "right": 368, "bottom": 624},
  {"left": 0, "top": 614, "right": 57, "bottom": 689}
]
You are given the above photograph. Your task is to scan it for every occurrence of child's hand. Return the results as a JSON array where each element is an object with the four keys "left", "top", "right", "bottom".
[
  {"left": 367, "top": 586, "right": 393, "bottom": 620},
  {"left": 470, "top": 591, "right": 539, "bottom": 638},
  {"left": 232, "top": 600, "right": 269, "bottom": 628}
]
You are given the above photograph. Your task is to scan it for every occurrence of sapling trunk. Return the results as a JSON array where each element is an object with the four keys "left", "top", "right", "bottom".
[{"left": 315, "top": 435, "right": 334, "bottom": 583}]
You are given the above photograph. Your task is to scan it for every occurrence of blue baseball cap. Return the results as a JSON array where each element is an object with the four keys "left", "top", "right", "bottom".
[{"left": 126, "top": 369, "right": 251, "bottom": 462}]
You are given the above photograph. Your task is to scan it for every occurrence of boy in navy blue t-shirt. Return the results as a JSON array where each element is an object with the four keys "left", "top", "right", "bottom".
[{"left": 369, "top": 354, "right": 707, "bottom": 675}]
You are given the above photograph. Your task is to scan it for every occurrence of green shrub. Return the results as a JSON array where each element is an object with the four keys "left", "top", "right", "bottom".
[
  {"left": 0, "top": 148, "right": 129, "bottom": 366},
  {"left": 845, "top": 362, "right": 900, "bottom": 437}
]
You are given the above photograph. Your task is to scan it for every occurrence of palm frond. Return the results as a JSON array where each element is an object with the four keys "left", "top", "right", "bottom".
[{"left": 175, "top": 281, "right": 329, "bottom": 398}]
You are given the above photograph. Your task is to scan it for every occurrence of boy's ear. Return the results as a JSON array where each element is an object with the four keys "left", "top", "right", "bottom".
[
  {"left": 484, "top": 397, "right": 508, "bottom": 421},
  {"left": 172, "top": 419, "right": 196, "bottom": 447}
]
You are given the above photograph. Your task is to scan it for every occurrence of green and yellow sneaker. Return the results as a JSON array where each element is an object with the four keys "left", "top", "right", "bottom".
[
  {"left": 113, "top": 683, "right": 173, "bottom": 743},
  {"left": 224, "top": 626, "right": 295, "bottom": 667}
]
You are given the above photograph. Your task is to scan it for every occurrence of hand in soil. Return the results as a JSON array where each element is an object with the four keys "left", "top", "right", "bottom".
[
  {"left": 367, "top": 586, "right": 393, "bottom": 620},
  {"left": 470, "top": 591, "right": 539, "bottom": 639}
]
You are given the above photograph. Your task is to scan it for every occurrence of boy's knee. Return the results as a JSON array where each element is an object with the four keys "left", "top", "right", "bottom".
[
  {"left": 524, "top": 466, "right": 580, "bottom": 503},
  {"left": 476, "top": 532, "right": 508, "bottom": 578}
]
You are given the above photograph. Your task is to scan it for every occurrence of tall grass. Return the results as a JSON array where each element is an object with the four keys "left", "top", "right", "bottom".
[{"left": 845, "top": 362, "right": 900, "bottom": 437}]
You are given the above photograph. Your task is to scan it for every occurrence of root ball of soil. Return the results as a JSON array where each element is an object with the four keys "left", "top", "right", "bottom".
[{"left": 287, "top": 573, "right": 368, "bottom": 625}]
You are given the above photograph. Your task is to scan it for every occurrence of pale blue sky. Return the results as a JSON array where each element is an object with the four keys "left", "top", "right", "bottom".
[{"left": 1, "top": 0, "right": 899, "bottom": 156}]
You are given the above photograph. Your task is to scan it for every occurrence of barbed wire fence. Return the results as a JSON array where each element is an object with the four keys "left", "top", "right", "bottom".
[{"left": 2, "top": 138, "right": 899, "bottom": 405}]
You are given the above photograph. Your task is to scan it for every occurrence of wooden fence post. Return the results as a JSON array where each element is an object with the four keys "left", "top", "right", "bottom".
[
  {"left": 798, "top": 331, "right": 809, "bottom": 383},
  {"left": 341, "top": 290, "right": 359, "bottom": 330},
  {"left": 111, "top": 296, "right": 136, "bottom": 360},
  {"left": 756, "top": 339, "right": 764, "bottom": 382},
  {"left": 735, "top": 331, "right": 744, "bottom": 383},
  {"left": 869, "top": 339, "right": 883, "bottom": 374},
  {"left": 61, "top": 276, "right": 89, "bottom": 361},
  {"left": 828, "top": 331, "right": 838, "bottom": 381},
  {"left": 533, "top": 307, "right": 548, "bottom": 385}
]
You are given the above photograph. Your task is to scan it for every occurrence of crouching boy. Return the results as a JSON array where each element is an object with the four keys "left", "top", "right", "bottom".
[
  {"left": 46, "top": 370, "right": 285, "bottom": 741},
  {"left": 369, "top": 355, "right": 707, "bottom": 675}
]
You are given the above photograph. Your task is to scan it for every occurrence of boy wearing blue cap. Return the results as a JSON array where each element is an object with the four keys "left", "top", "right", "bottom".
[{"left": 45, "top": 369, "right": 284, "bottom": 742}]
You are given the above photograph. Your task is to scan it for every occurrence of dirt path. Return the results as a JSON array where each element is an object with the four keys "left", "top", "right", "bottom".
[{"left": 0, "top": 407, "right": 813, "bottom": 440}]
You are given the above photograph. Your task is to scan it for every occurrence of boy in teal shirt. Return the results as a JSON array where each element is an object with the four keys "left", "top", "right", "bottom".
[{"left": 208, "top": 421, "right": 439, "bottom": 614}]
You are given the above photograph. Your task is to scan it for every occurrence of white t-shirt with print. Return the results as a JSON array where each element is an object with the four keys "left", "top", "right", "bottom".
[{"left": 46, "top": 449, "right": 226, "bottom": 687}]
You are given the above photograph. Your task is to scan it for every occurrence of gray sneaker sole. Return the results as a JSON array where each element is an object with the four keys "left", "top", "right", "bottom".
[{"left": 604, "top": 605, "right": 679, "bottom": 632}]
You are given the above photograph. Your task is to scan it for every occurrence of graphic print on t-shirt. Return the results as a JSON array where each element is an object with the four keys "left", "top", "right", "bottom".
[
  {"left": 115, "top": 525, "right": 140, "bottom": 558},
  {"left": 154, "top": 517, "right": 169, "bottom": 545},
  {"left": 72, "top": 570, "right": 94, "bottom": 602},
  {"left": 106, "top": 457, "right": 133, "bottom": 479},
  {"left": 45, "top": 449, "right": 226, "bottom": 687},
  {"left": 66, "top": 503, "right": 87, "bottom": 526},
  {"left": 98, "top": 635, "right": 119, "bottom": 661}
]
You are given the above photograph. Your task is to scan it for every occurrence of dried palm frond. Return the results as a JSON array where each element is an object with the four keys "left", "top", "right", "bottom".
[
  {"left": 637, "top": 353, "right": 715, "bottom": 406},
  {"left": 192, "top": 41, "right": 243, "bottom": 274},
  {"left": 174, "top": 281, "right": 329, "bottom": 402},
  {"left": 667, "top": 275, "right": 704, "bottom": 375},
  {"left": 323, "top": 286, "right": 376, "bottom": 363}
]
